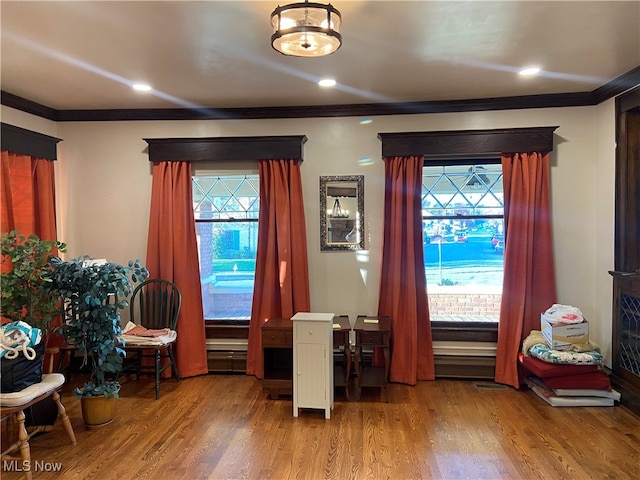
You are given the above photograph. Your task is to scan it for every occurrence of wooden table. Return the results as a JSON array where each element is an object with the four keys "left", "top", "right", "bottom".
[
  {"left": 354, "top": 315, "right": 390, "bottom": 402},
  {"left": 261, "top": 318, "right": 293, "bottom": 399},
  {"left": 261, "top": 316, "right": 354, "bottom": 401},
  {"left": 332, "top": 315, "right": 352, "bottom": 401}
]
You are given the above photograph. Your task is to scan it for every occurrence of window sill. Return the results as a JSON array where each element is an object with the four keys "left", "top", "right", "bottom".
[{"left": 205, "top": 322, "right": 249, "bottom": 339}]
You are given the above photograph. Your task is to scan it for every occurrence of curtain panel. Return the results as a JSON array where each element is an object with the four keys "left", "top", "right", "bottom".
[
  {"left": 495, "top": 152, "right": 557, "bottom": 388},
  {"left": 245, "top": 158, "right": 311, "bottom": 378},
  {"left": 1, "top": 151, "right": 57, "bottom": 241},
  {"left": 1, "top": 150, "right": 62, "bottom": 347},
  {"left": 378, "top": 155, "right": 435, "bottom": 384},
  {"left": 146, "top": 161, "right": 208, "bottom": 378}
]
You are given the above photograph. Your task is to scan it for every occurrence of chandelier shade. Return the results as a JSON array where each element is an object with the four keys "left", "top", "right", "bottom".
[{"left": 270, "top": 1, "right": 342, "bottom": 57}]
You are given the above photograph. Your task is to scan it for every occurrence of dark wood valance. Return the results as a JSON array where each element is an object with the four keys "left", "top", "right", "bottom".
[
  {"left": 1, "top": 123, "right": 62, "bottom": 160},
  {"left": 143, "top": 135, "right": 307, "bottom": 163},
  {"left": 377, "top": 126, "right": 558, "bottom": 157}
]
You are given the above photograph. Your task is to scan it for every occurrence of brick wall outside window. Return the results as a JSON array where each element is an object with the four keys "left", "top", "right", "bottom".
[
  {"left": 205, "top": 291, "right": 501, "bottom": 322},
  {"left": 428, "top": 293, "right": 501, "bottom": 321}
]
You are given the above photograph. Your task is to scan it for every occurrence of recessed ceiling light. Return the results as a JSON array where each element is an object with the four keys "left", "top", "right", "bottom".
[
  {"left": 318, "top": 79, "right": 336, "bottom": 87},
  {"left": 132, "top": 83, "right": 152, "bottom": 92},
  {"left": 519, "top": 67, "right": 540, "bottom": 76}
]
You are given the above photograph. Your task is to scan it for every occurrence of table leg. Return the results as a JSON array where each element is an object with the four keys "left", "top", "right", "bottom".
[{"left": 354, "top": 346, "right": 362, "bottom": 401}]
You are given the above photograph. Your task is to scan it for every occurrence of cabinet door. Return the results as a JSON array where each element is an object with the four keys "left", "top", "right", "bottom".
[{"left": 295, "top": 342, "right": 327, "bottom": 408}]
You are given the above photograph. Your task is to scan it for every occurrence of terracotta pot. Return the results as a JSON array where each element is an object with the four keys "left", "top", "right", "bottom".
[{"left": 80, "top": 395, "right": 117, "bottom": 428}]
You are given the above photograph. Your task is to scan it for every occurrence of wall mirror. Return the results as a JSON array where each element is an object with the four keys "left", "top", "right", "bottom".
[{"left": 320, "top": 175, "right": 365, "bottom": 251}]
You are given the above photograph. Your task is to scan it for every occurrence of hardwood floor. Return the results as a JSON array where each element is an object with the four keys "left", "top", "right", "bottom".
[{"left": 2, "top": 373, "right": 640, "bottom": 480}]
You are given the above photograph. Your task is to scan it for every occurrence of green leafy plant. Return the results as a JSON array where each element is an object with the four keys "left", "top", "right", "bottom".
[
  {"left": 47, "top": 256, "right": 148, "bottom": 398},
  {"left": 0, "top": 230, "right": 67, "bottom": 333}
]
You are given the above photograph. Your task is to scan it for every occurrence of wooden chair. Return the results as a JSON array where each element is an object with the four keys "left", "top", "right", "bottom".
[
  {"left": 0, "top": 373, "right": 76, "bottom": 480},
  {"left": 120, "top": 278, "right": 181, "bottom": 400}
]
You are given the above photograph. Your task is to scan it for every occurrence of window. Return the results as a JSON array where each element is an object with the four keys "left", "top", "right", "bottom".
[
  {"left": 422, "top": 161, "right": 504, "bottom": 321},
  {"left": 193, "top": 175, "right": 259, "bottom": 322}
]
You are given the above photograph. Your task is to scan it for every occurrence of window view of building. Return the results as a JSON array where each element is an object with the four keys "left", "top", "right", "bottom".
[
  {"left": 193, "top": 175, "right": 259, "bottom": 322},
  {"left": 422, "top": 162, "right": 504, "bottom": 321}
]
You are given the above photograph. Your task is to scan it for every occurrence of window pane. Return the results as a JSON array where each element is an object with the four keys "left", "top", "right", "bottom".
[
  {"left": 193, "top": 175, "right": 259, "bottom": 321},
  {"left": 424, "top": 218, "right": 504, "bottom": 289},
  {"left": 193, "top": 175, "right": 259, "bottom": 220},
  {"left": 423, "top": 163, "right": 503, "bottom": 321},
  {"left": 422, "top": 163, "right": 503, "bottom": 216}
]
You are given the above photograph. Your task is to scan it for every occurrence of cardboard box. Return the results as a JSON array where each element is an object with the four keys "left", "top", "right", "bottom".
[{"left": 541, "top": 313, "right": 589, "bottom": 351}]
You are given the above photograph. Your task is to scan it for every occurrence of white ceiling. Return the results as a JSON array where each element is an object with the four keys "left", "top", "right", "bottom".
[{"left": 1, "top": 1, "right": 639, "bottom": 112}]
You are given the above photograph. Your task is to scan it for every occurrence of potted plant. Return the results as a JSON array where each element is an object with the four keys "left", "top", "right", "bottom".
[
  {"left": 1, "top": 230, "right": 67, "bottom": 426},
  {"left": 47, "top": 255, "right": 148, "bottom": 427},
  {"left": 1, "top": 230, "right": 66, "bottom": 335}
]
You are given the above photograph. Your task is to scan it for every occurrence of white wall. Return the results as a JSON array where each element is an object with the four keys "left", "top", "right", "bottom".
[
  {"left": 1, "top": 102, "right": 617, "bottom": 366},
  {"left": 593, "top": 98, "right": 617, "bottom": 365},
  {"left": 1, "top": 107, "right": 58, "bottom": 137}
]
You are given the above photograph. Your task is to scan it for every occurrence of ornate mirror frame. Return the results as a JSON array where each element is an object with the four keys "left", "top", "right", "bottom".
[{"left": 320, "top": 175, "right": 365, "bottom": 251}]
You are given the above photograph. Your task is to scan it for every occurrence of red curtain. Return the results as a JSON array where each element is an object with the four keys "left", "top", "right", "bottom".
[
  {"left": 495, "top": 152, "right": 557, "bottom": 388},
  {"left": 1, "top": 151, "right": 61, "bottom": 349},
  {"left": 245, "top": 159, "right": 311, "bottom": 378},
  {"left": 378, "top": 155, "right": 435, "bottom": 384},
  {"left": 146, "top": 161, "right": 208, "bottom": 378},
  {"left": 1, "top": 151, "right": 57, "bottom": 240}
]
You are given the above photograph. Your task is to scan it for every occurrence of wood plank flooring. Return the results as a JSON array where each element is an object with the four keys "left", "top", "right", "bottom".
[{"left": 2, "top": 373, "right": 640, "bottom": 480}]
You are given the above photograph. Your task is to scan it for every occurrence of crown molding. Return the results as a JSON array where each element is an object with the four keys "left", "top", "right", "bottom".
[
  {"left": 1, "top": 91, "right": 59, "bottom": 121},
  {"left": 593, "top": 66, "right": 640, "bottom": 104},
  {"left": 2, "top": 67, "right": 638, "bottom": 122}
]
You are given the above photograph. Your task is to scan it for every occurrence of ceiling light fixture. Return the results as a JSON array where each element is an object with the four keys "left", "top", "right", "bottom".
[{"left": 270, "top": 1, "right": 342, "bottom": 57}]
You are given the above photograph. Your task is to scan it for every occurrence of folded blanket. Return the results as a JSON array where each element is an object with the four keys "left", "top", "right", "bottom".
[
  {"left": 529, "top": 343, "right": 602, "bottom": 365},
  {"left": 125, "top": 325, "right": 170, "bottom": 337},
  {"left": 121, "top": 321, "right": 176, "bottom": 346},
  {"left": 565, "top": 340, "right": 600, "bottom": 353},
  {"left": 522, "top": 330, "right": 546, "bottom": 356},
  {"left": 121, "top": 330, "right": 177, "bottom": 346}
]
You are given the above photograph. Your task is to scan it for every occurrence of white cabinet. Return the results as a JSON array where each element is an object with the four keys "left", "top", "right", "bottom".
[{"left": 292, "top": 312, "right": 334, "bottom": 419}]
